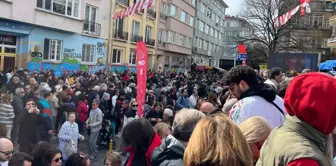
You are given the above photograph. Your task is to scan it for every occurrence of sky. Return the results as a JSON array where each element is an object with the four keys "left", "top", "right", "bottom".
[{"left": 225, "top": 0, "right": 244, "bottom": 16}]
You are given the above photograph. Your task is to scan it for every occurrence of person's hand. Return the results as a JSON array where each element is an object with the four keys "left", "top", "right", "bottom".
[
  {"left": 28, "top": 106, "right": 35, "bottom": 113},
  {"left": 48, "top": 130, "right": 53, "bottom": 134},
  {"left": 80, "top": 135, "right": 84, "bottom": 141},
  {"left": 34, "top": 108, "right": 40, "bottom": 115},
  {"left": 150, "top": 118, "right": 156, "bottom": 122},
  {"left": 156, "top": 119, "right": 162, "bottom": 122}
]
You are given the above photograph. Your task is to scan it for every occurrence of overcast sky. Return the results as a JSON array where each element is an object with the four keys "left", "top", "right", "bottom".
[{"left": 225, "top": 0, "right": 244, "bottom": 16}]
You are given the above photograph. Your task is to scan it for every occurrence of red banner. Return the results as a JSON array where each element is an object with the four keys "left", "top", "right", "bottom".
[
  {"left": 136, "top": 42, "right": 148, "bottom": 117},
  {"left": 113, "top": 0, "right": 156, "bottom": 19}
]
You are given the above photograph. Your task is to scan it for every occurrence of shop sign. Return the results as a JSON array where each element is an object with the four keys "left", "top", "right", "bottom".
[{"left": 0, "top": 35, "right": 17, "bottom": 46}]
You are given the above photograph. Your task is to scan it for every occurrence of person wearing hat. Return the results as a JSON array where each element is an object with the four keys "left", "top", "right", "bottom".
[
  {"left": 257, "top": 73, "right": 336, "bottom": 166},
  {"left": 86, "top": 99, "right": 103, "bottom": 160}
]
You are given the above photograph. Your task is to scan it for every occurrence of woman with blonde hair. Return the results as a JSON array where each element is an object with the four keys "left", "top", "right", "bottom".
[
  {"left": 184, "top": 114, "right": 253, "bottom": 166},
  {"left": 239, "top": 117, "right": 271, "bottom": 163},
  {"left": 0, "top": 93, "right": 14, "bottom": 138}
]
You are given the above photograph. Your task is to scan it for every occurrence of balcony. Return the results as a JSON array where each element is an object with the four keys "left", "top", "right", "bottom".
[
  {"left": 146, "top": 38, "right": 155, "bottom": 46},
  {"left": 158, "top": 40, "right": 165, "bottom": 47},
  {"left": 117, "top": 0, "right": 129, "bottom": 6},
  {"left": 113, "top": 29, "right": 128, "bottom": 40},
  {"left": 160, "top": 13, "right": 167, "bottom": 21},
  {"left": 83, "top": 21, "right": 101, "bottom": 36},
  {"left": 147, "top": 9, "right": 156, "bottom": 19},
  {"left": 131, "top": 34, "right": 143, "bottom": 42}
]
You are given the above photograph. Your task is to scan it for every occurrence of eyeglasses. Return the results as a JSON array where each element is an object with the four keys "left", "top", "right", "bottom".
[
  {"left": 53, "top": 157, "right": 63, "bottom": 162},
  {"left": 0, "top": 149, "right": 15, "bottom": 156},
  {"left": 132, "top": 105, "right": 138, "bottom": 107}
]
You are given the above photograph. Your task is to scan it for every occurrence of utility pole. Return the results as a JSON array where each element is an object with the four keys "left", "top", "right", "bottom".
[{"left": 106, "top": 0, "right": 117, "bottom": 73}]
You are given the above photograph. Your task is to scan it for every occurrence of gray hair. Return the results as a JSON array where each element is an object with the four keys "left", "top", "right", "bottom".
[
  {"left": 172, "top": 108, "right": 205, "bottom": 142},
  {"left": 15, "top": 88, "right": 23, "bottom": 96},
  {"left": 100, "top": 83, "right": 108, "bottom": 91}
]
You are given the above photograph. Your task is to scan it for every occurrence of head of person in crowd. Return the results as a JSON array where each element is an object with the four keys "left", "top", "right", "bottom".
[
  {"left": 25, "top": 98, "right": 36, "bottom": 111},
  {"left": 34, "top": 91, "right": 42, "bottom": 100},
  {"left": 43, "top": 149, "right": 63, "bottom": 166},
  {"left": 8, "top": 152, "right": 33, "bottom": 166},
  {"left": 68, "top": 112, "right": 76, "bottom": 124},
  {"left": 102, "top": 92, "right": 110, "bottom": 101},
  {"left": 31, "top": 141, "right": 52, "bottom": 161},
  {"left": 100, "top": 83, "right": 108, "bottom": 92},
  {"left": 29, "top": 77, "right": 37, "bottom": 86},
  {"left": 62, "top": 85, "right": 69, "bottom": 92},
  {"left": 207, "top": 92, "right": 218, "bottom": 106},
  {"left": 288, "top": 70, "right": 298, "bottom": 77},
  {"left": 121, "top": 99, "right": 130, "bottom": 110},
  {"left": 258, "top": 73, "right": 336, "bottom": 165},
  {"left": 239, "top": 117, "right": 271, "bottom": 163},
  {"left": 222, "top": 98, "right": 238, "bottom": 115},
  {"left": 75, "top": 82, "right": 81, "bottom": 89},
  {"left": 92, "top": 99, "right": 99, "bottom": 110},
  {"left": 184, "top": 114, "right": 253, "bottom": 166},
  {"left": 278, "top": 79, "right": 291, "bottom": 99},
  {"left": 25, "top": 85, "right": 32, "bottom": 94},
  {"left": 302, "top": 68, "right": 311, "bottom": 74},
  {"left": 104, "top": 151, "right": 121, "bottom": 166},
  {"left": 0, "top": 93, "right": 12, "bottom": 104},
  {"left": 199, "top": 102, "right": 214, "bottom": 114},
  {"left": 0, "top": 123, "right": 7, "bottom": 137},
  {"left": 262, "top": 70, "right": 270, "bottom": 80},
  {"left": 172, "top": 109, "right": 205, "bottom": 144},
  {"left": 195, "top": 97, "right": 205, "bottom": 109},
  {"left": 225, "top": 66, "right": 259, "bottom": 99},
  {"left": 182, "top": 89, "right": 188, "bottom": 97},
  {"left": 153, "top": 103, "right": 163, "bottom": 113},
  {"left": 122, "top": 118, "right": 162, "bottom": 166},
  {"left": 154, "top": 122, "right": 172, "bottom": 139},
  {"left": 270, "top": 67, "right": 282, "bottom": 83},
  {"left": 162, "top": 108, "right": 174, "bottom": 125},
  {"left": 65, "top": 153, "right": 90, "bottom": 166},
  {"left": 0, "top": 138, "right": 14, "bottom": 164},
  {"left": 12, "top": 76, "right": 21, "bottom": 85},
  {"left": 149, "top": 90, "right": 155, "bottom": 96},
  {"left": 15, "top": 87, "right": 25, "bottom": 98}
]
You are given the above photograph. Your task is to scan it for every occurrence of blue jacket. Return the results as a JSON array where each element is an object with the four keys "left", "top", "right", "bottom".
[{"left": 176, "top": 96, "right": 190, "bottom": 110}]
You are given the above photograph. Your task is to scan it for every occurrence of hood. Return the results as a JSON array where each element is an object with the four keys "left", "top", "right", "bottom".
[
  {"left": 151, "top": 135, "right": 185, "bottom": 165},
  {"left": 239, "top": 83, "right": 277, "bottom": 102},
  {"left": 285, "top": 73, "right": 336, "bottom": 135}
]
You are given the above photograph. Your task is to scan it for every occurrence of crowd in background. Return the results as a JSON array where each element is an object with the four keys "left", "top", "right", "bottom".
[{"left": 0, "top": 65, "right": 335, "bottom": 166}]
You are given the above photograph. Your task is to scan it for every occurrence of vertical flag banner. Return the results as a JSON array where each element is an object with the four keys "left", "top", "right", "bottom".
[{"left": 136, "top": 42, "right": 148, "bottom": 117}]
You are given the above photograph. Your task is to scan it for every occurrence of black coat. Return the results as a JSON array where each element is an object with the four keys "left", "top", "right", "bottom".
[
  {"left": 12, "top": 95, "right": 25, "bottom": 123},
  {"left": 151, "top": 135, "right": 184, "bottom": 166},
  {"left": 18, "top": 111, "right": 42, "bottom": 145}
]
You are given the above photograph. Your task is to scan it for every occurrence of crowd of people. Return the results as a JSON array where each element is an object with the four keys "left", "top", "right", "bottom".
[{"left": 0, "top": 65, "right": 335, "bottom": 166}]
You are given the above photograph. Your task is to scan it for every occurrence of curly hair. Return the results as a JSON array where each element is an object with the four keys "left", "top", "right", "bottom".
[
  {"left": 225, "top": 66, "right": 258, "bottom": 86},
  {"left": 31, "top": 141, "right": 52, "bottom": 160}
]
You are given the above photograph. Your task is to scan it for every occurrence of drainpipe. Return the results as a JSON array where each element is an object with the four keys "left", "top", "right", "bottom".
[{"left": 106, "top": 0, "right": 117, "bottom": 73}]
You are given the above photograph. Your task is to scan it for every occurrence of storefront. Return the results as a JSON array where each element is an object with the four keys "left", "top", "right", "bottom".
[{"left": 0, "top": 34, "right": 17, "bottom": 71}]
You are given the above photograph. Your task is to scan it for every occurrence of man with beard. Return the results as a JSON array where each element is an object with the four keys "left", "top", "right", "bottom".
[
  {"left": 0, "top": 138, "right": 14, "bottom": 166},
  {"left": 225, "top": 66, "right": 285, "bottom": 128}
]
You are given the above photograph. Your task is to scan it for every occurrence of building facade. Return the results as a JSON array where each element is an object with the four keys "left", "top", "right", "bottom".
[
  {"left": 193, "top": 0, "right": 228, "bottom": 67},
  {"left": 154, "top": 0, "right": 195, "bottom": 73},
  {"left": 221, "top": 15, "right": 252, "bottom": 69},
  {"left": 0, "top": 0, "right": 112, "bottom": 75},
  {"left": 112, "top": 0, "right": 160, "bottom": 72},
  {"left": 327, "top": 0, "right": 336, "bottom": 58}
]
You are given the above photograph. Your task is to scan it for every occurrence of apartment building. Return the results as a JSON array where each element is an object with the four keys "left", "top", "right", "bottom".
[
  {"left": 112, "top": 0, "right": 160, "bottom": 72},
  {"left": 283, "top": 0, "right": 334, "bottom": 62},
  {"left": 327, "top": 0, "right": 336, "bottom": 59},
  {"left": 193, "top": 0, "right": 228, "bottom": 67},
  {"left": 0, "top": 0, "right": 111, "bottom": 75},
  {"left": 154, "top": 0, "right": 195, "bottom": 72}
]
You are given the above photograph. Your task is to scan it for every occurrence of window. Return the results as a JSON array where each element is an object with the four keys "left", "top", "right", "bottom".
[
  {"left": 210, "top": 27, "right": 214, "bottom": 36},
  {"left": 84, "top": 5, "right": 98, "bottom": 34},
  {"left": 200, "top": 3, "right": 205, "bottom": 13},
  {"left": 221, "top": 20, "right": 224, "bottom": 27},
  {"left": 180, "top": 57, "right": 185, "bottom": 67},
  {"left": 37, "top": 0, "right": 80, "bottom": 18},
  {"left": 213, "top": 44, "right": 216, "bottom": 52},
  {"left": 203, "top": 41, "right": 208, "bottom": 50},
  {"left": 169, "top": 31, "right": 175, "bottom": 43},
  {"left": 180, "top": 10, "right": 187, "bottom": 23},
  {"left": 188, "top": 37, "right": 192, "bottom": 48},
  {"left": 207, "top": 9, "right": 212, "bottom": 18},
  {"left": 219, "top": 33, "right": 222, "bottom": 40},
  {"left": 37, "top": 0, "right": 52, "bottom": 10},
  {"left": 191, "top": 0, "right": 196, "bottom": 6},
  {"left": 172, "top": 56, "right": 180, "bottom": 67},
  {"left": 145, "top": 26, "right": 152, "bottom": 41},
  {"left": 215, "top": 30, "right": 218, "bottom": 38},
  {"left": 212, "top": 13, "right": 215, "bottom": 21},
  {"left": 169, "top": 4, "right": 176, "bottom": 16},
  {"left": 164, "top": 56, "right": 170, "bottom": 66},
  {"left": 209, "top": 43, "right": 213, "bottom": 52},
  {"left": 82, "top": 44, "right": 95, "bottom": 62},
  {"left": 204, "top": 24, "right": 209, "bottom": 34},
  {"left": 160, "top": 2, "right": 166, "bottom": 14},
  {"left": 189, "top": 16, "right": 194, "bottom": 27},
  {"left": 129, "top": 50, "right": 136, "bottom": 65},
  {"left": 179, "top": 35, "right": 185, "bottom": 46},
  {"left": 112, "top": 49, "right": 122, "bottom": 64},
  {"left": 132, "top": 21, "right": 140, "bottom": 35},
  {"left": 198, "top": 38, "right": 203, "bottom": 48},
  {"left": 216, "top": 15, "right": 219, "bottom": 23},
  {"left": 226, "top": 22, "right": 230, "bottom": 27},
  {"left": 159, "top": 29, "right": 164, "bottom": 43},
  {"left": 43, "top": 39, "right": 62, "bottom": 61},
  {"left": 165, "top": 30, "right": 169, "bottom": 41},
  {"left": 199, "top": 20, "right": 204, "bottom": 31}
]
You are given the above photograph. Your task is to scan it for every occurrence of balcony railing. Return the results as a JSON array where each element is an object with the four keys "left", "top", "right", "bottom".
[
  {"left": 145, "top": 38, "right": 155, "bottom": 46},
  {"left": 160, "top": 13, "right": 167, "bottom": 20},
  {"left": 158, "top": 40, "right": 165, "bottom": 47},
  {"left": 147, "top": 9, "right": 156, "bottom": 19},
  {"left": 83, "top": 21, "right": 101, "bottom": 36},
  {"left": 131, "top": 34, "right": 143, "bottom": 42},
  {"left": 113, "top": 29, "right": 128, "bottom": 40},
  {"left": 117, "top": 0, "right": 129, "bottom": 6}
]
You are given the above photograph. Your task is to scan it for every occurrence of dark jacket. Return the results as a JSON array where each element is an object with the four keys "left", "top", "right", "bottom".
[
  {"left": 12, "top": 95, "right": 25, "bottom": 123},
  {"left": 87, "top": 90, "right": 99, "bottom": 110},
  {"left": 151, "top": 135, "right": 184, "bottom": 166},
  {"left": 18, "top": 111, "right": 42, "bottom": 145}
]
